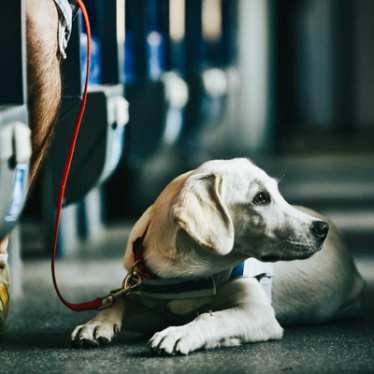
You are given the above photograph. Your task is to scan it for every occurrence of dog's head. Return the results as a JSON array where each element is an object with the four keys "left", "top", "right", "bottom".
[
  {"left": 172, "top": 158, "right": 329, "bottom": 261},
  {"left": 124, "top": 158, "right": 329, "bottom": 275}
]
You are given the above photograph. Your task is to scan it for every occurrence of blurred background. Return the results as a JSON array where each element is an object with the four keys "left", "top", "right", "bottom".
[
  {"left": 20, "top": 0, "right": 374, "bottom": 259},
  {"left": 0, "top": 0, "right": 374, "bottom": 371}
]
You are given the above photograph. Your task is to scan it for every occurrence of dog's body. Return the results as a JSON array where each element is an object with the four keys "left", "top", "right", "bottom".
[{"left": 72, "top": 159, "right": 364, "bottom": 354}]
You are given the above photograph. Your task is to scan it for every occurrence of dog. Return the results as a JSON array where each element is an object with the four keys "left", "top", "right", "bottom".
[{"left": 71, "top": 158, "right": 364, "bottom": 355}]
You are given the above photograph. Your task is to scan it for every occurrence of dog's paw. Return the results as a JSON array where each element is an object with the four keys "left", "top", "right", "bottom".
[
  {"left": 149, "top": 325, "right": 203, "bottom": 356},
  {"left": 71, "top": 320, "right": 120, "bottom": 348}
]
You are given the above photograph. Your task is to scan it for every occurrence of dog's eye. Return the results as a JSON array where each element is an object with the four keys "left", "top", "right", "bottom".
[{"left": 253, "top": 191, "right": 271, "bottom": 206}]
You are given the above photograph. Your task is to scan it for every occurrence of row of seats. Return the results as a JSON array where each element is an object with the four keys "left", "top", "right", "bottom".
[
  {"left": 0, "top": 2, "right": 31, "bottom": 240},
  {"left": 0, "top": 0, "right": 239, "bottom": 256}
]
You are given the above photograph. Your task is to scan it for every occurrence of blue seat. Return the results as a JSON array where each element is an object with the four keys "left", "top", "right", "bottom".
[
  {"left": 179, "top": 0, "right": 236, "bottom": 151},
  {"left": 0, "top": 107, "right": 31, "bottom": 238},
  {"left": 47, "top": 1, "right": 128, "bottom": 206},
  {"left": 123, "top": 0, "right": 188, "bottom": 166},
  {"left": 41, "top": 0, "right": 128, "bottom": 255},
  {"left": 0, "top": 1, "right": 31, "bottom": 239}
]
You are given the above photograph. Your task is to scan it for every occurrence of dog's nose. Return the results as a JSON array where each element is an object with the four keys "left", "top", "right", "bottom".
[{"left": 311, "top": 220, "right": 329, "bottom": 240}]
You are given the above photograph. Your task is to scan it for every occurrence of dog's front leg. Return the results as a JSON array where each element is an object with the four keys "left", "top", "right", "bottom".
[
  {"left": 71, "top": 299, "right": 125, "bottom": 347},
  {"left": 149, "top": 278, "right": 283, "bottom": 355}
]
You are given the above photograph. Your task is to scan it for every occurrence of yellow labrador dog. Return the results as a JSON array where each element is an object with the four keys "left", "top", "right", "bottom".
[{"left": 72, "top": 158, "right": 364, "bottom": 354}]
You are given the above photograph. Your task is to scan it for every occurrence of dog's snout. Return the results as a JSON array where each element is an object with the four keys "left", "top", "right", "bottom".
[{"left": 310, "top": 220, "right": 329, "bottom": 240}]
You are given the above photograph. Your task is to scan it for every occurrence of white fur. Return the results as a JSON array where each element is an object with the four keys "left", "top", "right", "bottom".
[{"left": 71, "top": 158, "right": 364, "bottom": 354}]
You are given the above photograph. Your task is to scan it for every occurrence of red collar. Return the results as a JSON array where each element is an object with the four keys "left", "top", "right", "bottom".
[{"left": 132, "top": 230, "right": 154, "bottom": 279}]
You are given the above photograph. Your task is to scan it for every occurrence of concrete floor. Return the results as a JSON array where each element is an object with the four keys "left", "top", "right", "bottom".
[{"left": 1, "top": 229, "right": 374, "bottom": 374}]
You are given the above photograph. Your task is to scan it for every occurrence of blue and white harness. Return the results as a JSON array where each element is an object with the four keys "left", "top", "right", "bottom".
[{"left": 137, "top": 258, "right": 273, "bottom": 302}]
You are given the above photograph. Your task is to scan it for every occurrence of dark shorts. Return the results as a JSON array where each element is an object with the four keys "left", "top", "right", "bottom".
[{"left": 53, "top": 0, "right": 78, "bottom": 59}]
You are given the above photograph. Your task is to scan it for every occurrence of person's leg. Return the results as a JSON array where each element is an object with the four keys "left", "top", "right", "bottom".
[
  {"left": 0, "top": 0, "right": 63, "bottom": 328},
  {"left": 26, "top": 0, "right": 62, "bottom": 185}
]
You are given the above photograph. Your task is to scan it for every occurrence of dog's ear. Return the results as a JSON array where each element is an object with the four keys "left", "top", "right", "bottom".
[
  {"left": 123, "top": 205, "right": 153, "bottom": 270},
  {"left": 172, "top": 173, "right": 234, "bottom": 255}
]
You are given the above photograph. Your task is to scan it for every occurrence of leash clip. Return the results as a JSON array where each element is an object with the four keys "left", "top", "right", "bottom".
[{"left": 98, "top": 262, "right": 143, "bottom": 310}]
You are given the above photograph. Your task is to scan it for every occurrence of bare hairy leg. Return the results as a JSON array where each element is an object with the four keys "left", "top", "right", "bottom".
[{"left": 26, "top": 0, "right": 62, "bottom": 186}]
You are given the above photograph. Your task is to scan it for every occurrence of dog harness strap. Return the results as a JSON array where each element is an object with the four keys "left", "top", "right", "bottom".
[
  {"left": 139, "top": 277, "right": 218, "bottom": 299},
  {"left": 230, "top": 262, "right": 245, "bottom": 278},
  {"left": 134, "top": 260, "right": 274, "bottom": 301},
  {"left": 129, "top": 230, "right": 274, "bottom": 301},
  {"left": 231, "top": 259, "right": 273, "bottom": 301}
]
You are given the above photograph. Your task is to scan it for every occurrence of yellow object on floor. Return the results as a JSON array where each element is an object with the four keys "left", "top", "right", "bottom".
[{"left": 0, "top": 264, "right": 10, "bottom": 331}]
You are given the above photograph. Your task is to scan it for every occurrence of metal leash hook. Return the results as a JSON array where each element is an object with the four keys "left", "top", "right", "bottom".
[{"left": 98, "top": 262, "right": 143, "bottom": 310}]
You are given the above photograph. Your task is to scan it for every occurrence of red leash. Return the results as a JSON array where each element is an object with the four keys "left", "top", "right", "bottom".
[
  {"left": 51, "top": 0, "right": 147, "bottom": 312},
  {"left": 50, "top": 0, "right": 104, "bottom": 311}
]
